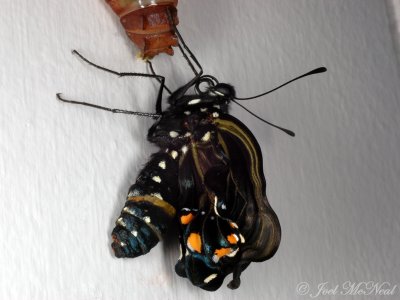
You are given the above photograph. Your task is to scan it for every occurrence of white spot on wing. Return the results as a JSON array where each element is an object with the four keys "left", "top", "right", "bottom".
[
  {"left": 169, "top": 131, "right": 179, "bottom": 138},
  {"left": 212, "top": 112, "right": 219, "bottom": 118},
  {"left": 178, "top": 245, "right": 183, "bottom": 260},
  {"left": 204, "top": 273, "right": 218, "bottom": 283},
  {"left": 200, "top": 108, "right": 207, "bottom": 112},
  {"left": 184, "top": 111, "right": 191, "bottom": 115},
  {"left": 188, "top": 99, "right": 201, "bottom": 105},
  {"left": 227, "top": 248, "right": 239, "bottom": 257},
  {"left": 213, "top": 196, "right": 221, "bottom": 217},
  {"left": 239, "top": 234, "right": 246, "bottom": 243},
  {"left": 187, "top": 243, "right": 195, "bottom": 252},
  {"left": 151, "top": 193, "right": 163, "bottom": 200},
  {"left": 158, "top": 161, "right": 166, "bottom": 169},
  {"left": 184, "top": 132, "right": 191, "bottom": 137},
  {"left": 181, "top": 145, "right": 188, "bottom": 154},
  {"left": 152, "top": 176, "right": 161, "bottom": 183},
  {"left": 171, "top": 151, "right": 178, "bottom": 159},
  {"left": 201, "top": 132, "right": 211, "bottom": 142},
  {"left": 143, "top": 216, "right": 151, "bottom": 223},
  {"left": 131, "top": 230, "right": 138, "bottom": 237}
]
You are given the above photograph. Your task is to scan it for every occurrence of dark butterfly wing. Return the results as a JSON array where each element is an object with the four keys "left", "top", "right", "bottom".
[
  {"left": 174, "top": 113, "right": 281, "bottom": 290},
  {"left": 215, "top": 115, "right": 281, "bottom": 263}
]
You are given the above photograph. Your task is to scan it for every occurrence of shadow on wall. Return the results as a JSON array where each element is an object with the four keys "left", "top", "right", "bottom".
[{"left": 386, "top": 0, "right": 400, "bottom": 67}]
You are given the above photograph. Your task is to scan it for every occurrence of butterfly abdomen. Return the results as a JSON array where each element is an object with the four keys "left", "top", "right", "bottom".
[{"left": 111, "top": 152, "right": 179, "bottom": 258}]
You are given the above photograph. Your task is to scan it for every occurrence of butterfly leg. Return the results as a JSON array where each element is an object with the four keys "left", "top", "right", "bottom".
[{"left": 71, "top": 50, "right": 166, "bottom": 114}]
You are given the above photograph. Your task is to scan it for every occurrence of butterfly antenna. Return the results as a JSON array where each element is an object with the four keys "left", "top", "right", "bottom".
[
  {"left": 235, "top": 67, "right": 327, "bottom": 100},
  {"left": 56, "top": 93, "right": 161, "bottom": 119},
  {"left": 232, "top": 99, "right": 295, "bottom": 136}
]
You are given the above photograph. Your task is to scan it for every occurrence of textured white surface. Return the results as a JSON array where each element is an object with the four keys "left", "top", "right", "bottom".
[
  {"left": 1, "top": 1, "right": 400, "bottom": 299},
  {"left": 388, "top": 0, "right": 400, "bottom": 62}
]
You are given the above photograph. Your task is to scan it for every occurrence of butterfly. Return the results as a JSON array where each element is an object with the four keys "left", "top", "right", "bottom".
[{"left": 57, "top": 23, "right": 326, "bottom": 290}]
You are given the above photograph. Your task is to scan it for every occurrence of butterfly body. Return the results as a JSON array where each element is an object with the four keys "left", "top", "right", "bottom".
[{"left": 111, "top": 78, "right": 281, "bottom": 290}]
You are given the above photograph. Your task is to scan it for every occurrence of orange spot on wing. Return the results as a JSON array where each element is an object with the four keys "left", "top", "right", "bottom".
[
  {"left": 214, "top": 247, "right": 232, "bottom": 258},
  {"left": 180, "top": 213, "right": 194, "bottom": 225},
  {"left": 187, "top": 233, "right": 202, "bottom": 253},
  {"left": 229, "top": 222, "right": 238, "bottom": 229},
  {"left": 227, "top": 234, "right": 238, "bottom": 244}
]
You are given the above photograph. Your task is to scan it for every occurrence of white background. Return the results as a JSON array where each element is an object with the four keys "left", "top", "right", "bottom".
[{"left": 1, "top": 1, "right": 400, "bottom": 299}]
